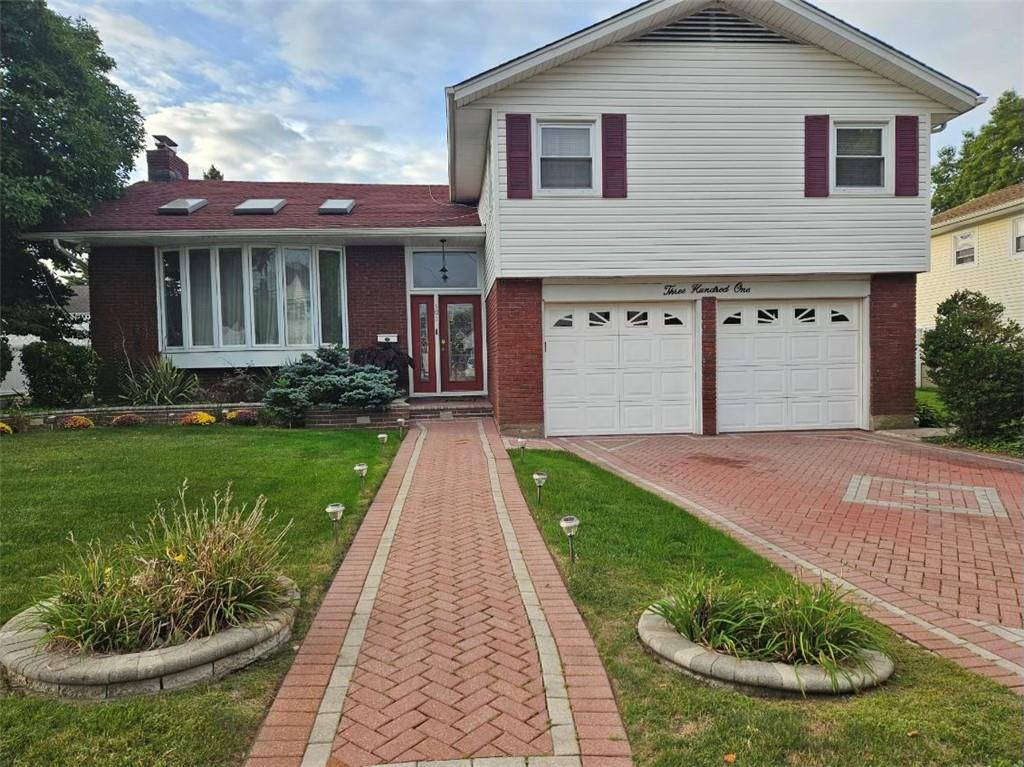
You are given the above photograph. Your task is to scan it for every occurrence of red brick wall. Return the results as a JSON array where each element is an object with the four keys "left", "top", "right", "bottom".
[
  {"left": 701, "top": 297, "right": 717, "bottom": 435},
  {"left": 870, "top": 273, "right": 916, "bottom": 427},
  {"left": 345, "top": 246, "right": 407, "bottom": 352},
  {"left": 486, "top": 279, "right": 543, "bottom": 435},
  {"left": 90, "top": 246, "right": 159, "bottom": 396}
]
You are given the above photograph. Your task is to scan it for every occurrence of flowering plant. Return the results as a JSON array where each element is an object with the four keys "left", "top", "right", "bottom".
[
  {"left": 179, "top": 411, "right": 216, "bottom": 426},
  {"left": 226, "top": 408, "right": 259, "bottom": 426},
  {"left": 111, "top": 413, "right": 146, "bottom": 427},
  {"left": 0, "top": 422, "right": 12, "bottom": 436},
  {"left": 60, "top": 415, "right": 95, "bottom": 430}
]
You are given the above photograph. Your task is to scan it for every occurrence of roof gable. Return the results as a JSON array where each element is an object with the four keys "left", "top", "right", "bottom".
[{"left": 632, "top": 6, "right": 797, "bottom": 44}]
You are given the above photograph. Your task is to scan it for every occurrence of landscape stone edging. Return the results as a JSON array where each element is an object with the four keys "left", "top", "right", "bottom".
[
  {"left": 638, "top": 609, "right": 894, "bottom": 696},
  {"left": 0, "top": 578, "right": 299, "bottom": 700}
]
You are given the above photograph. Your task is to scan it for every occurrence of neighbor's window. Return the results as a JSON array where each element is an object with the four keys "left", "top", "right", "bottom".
[
  {"left": 159, "top": 245, "right": 346, "bottom": 351},
  {"left": 412, "top": 251, "right": 478, "bottom": 289},
  {"left": 1013, "top": 218, "right": 1024, "bottom": 256},
  {"left": 953, "top": 230, "right": 976, "bottom": 267},
  {"left": 834, "top": 125, "right": 885, "bottom": 188},
  {"left": 538, "top": 123, "right": 594, "bottom": 190}
]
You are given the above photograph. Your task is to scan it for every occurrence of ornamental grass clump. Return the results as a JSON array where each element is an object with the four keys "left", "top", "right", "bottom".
[
  {"left": 651, "top": 572, "right": 887, "bottom": 688},
  {"left": 38, "top": 483, "right": 292, "bottom": 654}
]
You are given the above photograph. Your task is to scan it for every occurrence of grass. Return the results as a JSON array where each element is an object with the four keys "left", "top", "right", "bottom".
[
  {"left": 915, "top": 388, "right": 946, "bottom": 419},
  {"left": 511, "top": 449, "right": 1024, "bottom": 767},
  {"left": 916, "top": 388, "right": 1024, "bottom": 458},
  {"left": 0, "top": 425, "right": 400, "bottom": 767}
]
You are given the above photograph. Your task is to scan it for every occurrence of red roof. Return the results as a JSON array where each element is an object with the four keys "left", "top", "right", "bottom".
[{"left": 49, "top": 180, "right": 480, "bottom": 232}]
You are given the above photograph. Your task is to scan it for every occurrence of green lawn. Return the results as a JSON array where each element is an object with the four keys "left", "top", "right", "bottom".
[
  {"left": 0, "top": 426, "right": 400, "bottom": 767},
  {"left": 512, "top": 449, "right": 1023, "bottom": 767},
  {"left": 915, "top": 388, "right": 946, "bottom": 418},
  {"left": 915, "top": 388, "right": 1024, "bottom": 458}
]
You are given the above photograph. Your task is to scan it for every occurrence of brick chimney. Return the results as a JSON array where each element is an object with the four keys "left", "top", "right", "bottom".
[{"left": 146, "top": 135, "right": 189, "bottom": 181}]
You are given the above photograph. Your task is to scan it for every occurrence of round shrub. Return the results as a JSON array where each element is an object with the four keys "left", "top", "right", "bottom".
[
  {"left": 38, "top": 483, "right": 292, "bottom": 653},
  {"left": 226, "top": 408, "right": 259, "bottom": 426},
  {"left": 60, "top": 415, "right": 95, "bottom": 430},
  {"left": 110, "top": 413, "right": 146, "bottom": 427},
  {"left": 20, "top": 341, "right": 98, "bottom": 407},
  {"left": 180, "top": 411, "right": 216, "bottom": 426},
  {"left": 0, "top": 421, "right": 12, "bottom": 436}
]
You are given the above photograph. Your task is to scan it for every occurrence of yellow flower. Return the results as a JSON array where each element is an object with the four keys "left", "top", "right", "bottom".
[
  {"left": 171, "top": 553, "right": 187, "bottom": 564},
  {"left": 0, "top": 422, "right": 12, "bottom": 436},
  {"left": 103, "top": 567, "right": 113, "bottom": 579}
]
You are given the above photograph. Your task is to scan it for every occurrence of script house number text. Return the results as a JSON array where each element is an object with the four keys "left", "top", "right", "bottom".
[{"left": 663, "top": 282, "right": 752, "bottom": 296}]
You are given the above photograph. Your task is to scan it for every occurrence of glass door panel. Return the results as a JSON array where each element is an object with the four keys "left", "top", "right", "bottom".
[
  {"left": 410, "top": 295, "right": 436, "bottom": 393},
  {"left": 439, "top": 295, "right": 483, "bottom": 392}
]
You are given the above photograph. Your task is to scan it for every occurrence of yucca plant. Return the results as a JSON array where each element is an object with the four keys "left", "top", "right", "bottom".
[
  {"left": 120, "top": 356, "right": 199, "bottom": 405},
  {"left": 39, "top": 483, "right": 292, "bottom": 653}
]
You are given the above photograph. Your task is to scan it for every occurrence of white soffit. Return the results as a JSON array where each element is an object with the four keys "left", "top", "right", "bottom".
[
  {"left": 449, "top": 108, "right": 491, "bottom": 204},
  {"left": 158, "top": 198, "right": 208, "bottom": 215},
  {"left": 234, "top": 198, "right": 287, "bottom": 215}
]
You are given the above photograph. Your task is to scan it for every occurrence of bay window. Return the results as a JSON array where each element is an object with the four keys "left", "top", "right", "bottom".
[{"left": 157, "top": 245, "right": 347, "bottom": 357}]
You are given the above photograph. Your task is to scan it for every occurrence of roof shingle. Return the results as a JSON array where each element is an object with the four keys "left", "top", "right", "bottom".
[
  {"left": 48, "top": 180, "right": 479, "bottom": 232},
  {"left": 932, "top": 183, "right": 1024, "bottom": 227}
]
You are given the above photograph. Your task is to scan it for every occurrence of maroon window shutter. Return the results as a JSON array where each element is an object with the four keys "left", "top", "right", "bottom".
[
  {"left": 601, "top": 113, "right": 627, "bottom": 198},
  {"left": 506, "top": 113, "right": 532, "bottom": 199},
  {"left": 895, "top": 115, "right": 919, "bottom": 197},
  {"left": 804, "top": 115, "right": 829, "bottom": 197}
]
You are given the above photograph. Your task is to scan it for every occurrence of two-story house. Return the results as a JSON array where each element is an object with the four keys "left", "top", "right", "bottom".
[{"left": 30, "top": 0, "right": 983, "bottom": 436}]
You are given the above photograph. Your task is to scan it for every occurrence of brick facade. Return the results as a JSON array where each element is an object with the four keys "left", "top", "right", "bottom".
[
  {"left": 870, "top": 273, "right": 917, "bottom": 428},
  {"left": 700, "top": 297, "right": 717, "bottom": 435},
  {"left": 345, "top": 246, "right": 407, "bottom": 352},
  {"left": 485, "top": 279, "right": 543, "bottom": 435},
  {"left": 90, "top": 246, "right": 159, "bottom": 396}
]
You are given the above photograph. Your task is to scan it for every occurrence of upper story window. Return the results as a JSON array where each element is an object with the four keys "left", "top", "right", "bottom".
[
  {"left": 833, "top": 124, "right": 886, "bottom": 189},
  {"left": 159, "top": 245, "right": 346, "bottom": 351},
  {"left": 1013, "top": 217, "right": 1024, "bottom": 257},
  {"left": 537, "top": 122, "right": 594, "bottom": 191},
  {"left": 952, "top": 229, "right": 976, "bottom": 267}
]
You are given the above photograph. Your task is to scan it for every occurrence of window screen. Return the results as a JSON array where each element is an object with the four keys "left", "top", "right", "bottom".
[
  {"left": 835, "top": 127, "right": 884, "bottom": 187},
  {"left": 539, "top": 125, "right": 593, "bottom": 189}
]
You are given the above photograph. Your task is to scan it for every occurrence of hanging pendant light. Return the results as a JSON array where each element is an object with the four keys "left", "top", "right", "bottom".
[{"left": 439, "top": 238, "right": 449, "bottom": 282}]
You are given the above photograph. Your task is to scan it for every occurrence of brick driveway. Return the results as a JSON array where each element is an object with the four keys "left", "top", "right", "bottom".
[
  {"left": 562, "top": 431, "right": 1024, "bottom": 691},
  {"left": 246, "top": 420, "right": 632, "bottom": 767}
]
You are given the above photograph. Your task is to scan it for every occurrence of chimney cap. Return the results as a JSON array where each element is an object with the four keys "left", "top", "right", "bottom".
[{"left": 153, "top": 135, "right": 178, "bottom": 149}]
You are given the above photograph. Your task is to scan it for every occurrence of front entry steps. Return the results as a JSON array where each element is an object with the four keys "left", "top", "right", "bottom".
[{"left": 408, "top": 396, "right": 493, "bottom": 422}]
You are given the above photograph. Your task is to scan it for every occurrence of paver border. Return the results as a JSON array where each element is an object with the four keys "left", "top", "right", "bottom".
[
  {"left": 0, "top": 578, "right": 299, "bottom": 699},
  {"left": 638, "top": 609, "right": 893, "bottom": 696},
  {"left": 562, "top": 437, "right": 1024, "bottom": 692}
]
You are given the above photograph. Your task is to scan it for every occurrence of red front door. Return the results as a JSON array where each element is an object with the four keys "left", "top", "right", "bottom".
[
  {"left": 410, "top": 295, "right": 436, "bottom": 394},
  {"left": 439, "top": 295, "right": 483, "bottom": 391}
]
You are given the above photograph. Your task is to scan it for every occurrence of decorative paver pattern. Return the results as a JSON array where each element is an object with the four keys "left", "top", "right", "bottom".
[
  {"left": 247, "top": 420, "right": 632, "bottom": 767},
  {"left": 562, "top": 432, "right": 1024, "bottom": 692}
]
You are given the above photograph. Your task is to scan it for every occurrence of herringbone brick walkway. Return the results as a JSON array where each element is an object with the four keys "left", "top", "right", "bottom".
[
  {"left": 564, "top": 431, "right": 1024, "bottom": 692},
  {"left": 246, "top": 420, "right": 631, "bottom": 767}
]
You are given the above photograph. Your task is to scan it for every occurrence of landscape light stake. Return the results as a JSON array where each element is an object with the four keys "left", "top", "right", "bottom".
[
  {"left": 560, "top": 515, "right": 580, "bottom": 562},
  {"left": 516, "top": 437, "right": 527, "bottom": 460},
  {"left": 533, "top": 472, "right": 548, "bottom": 503},
  {"left": 354, "top": 462, "right": 368, "bottom": 493},
  {"left": 325, "top": 503, "right": 345, "bottom": 543},
  {"left": 397, "top": 418, "right": 407, "bottom": 437},
  {"left": 378, "top": 433, "right": 388, "bottom": 452}
]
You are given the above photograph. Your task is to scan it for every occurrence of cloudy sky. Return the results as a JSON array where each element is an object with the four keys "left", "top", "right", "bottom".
[{"left": 53, "top": 0, "right": 1023, "bottom": 185}]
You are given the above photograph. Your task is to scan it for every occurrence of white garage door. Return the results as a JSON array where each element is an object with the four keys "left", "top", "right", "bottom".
[
  {"left": 544, "top": 303, "right": 696, "bottom": 436},
  {"left": 717, "top": 300, "right": 863, "bottom": 432}
]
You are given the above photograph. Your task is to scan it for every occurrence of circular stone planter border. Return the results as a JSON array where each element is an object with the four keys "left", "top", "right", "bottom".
[
  {"left": 638, "top": 608, "right": 894, "bottom": 696},
  {"left": 0, "top": 577, "right": 299, "bottom": 700}
]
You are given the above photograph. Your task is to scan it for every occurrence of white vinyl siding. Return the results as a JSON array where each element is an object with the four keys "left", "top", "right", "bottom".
[{"left": 475, "top": 41, "right": 941, "bottom": 278}]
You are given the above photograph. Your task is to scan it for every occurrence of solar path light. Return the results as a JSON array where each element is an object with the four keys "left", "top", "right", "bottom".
[
  {"left": 516, "top": 437, "right": 527, "bottom": 460},
  {"left": 378, "top": 433, "right": 388, "bottom": 451},
  {"left": 397, "top": 418, "right": 407, "bottom": 436},
  {"left": 532, "top": 471, "right": 548, "bottom": 503},
  {"left": 560, "top": 515, "right": 580, "bottom": 562},
  {"left": 354, "top": 463, "right": 368, "bottom": 493},
  {"left": 325, "top": 503, "right": 345, "bottom": 542}
]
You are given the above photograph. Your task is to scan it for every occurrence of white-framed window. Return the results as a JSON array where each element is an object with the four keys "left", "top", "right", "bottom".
[
  {"left": 1012, "top": 217, "right": 1024, "bottom": 258},
  {"left": 157, "top": 244, "right": 347, "bottom": 352},
  {"left": 952, "top": 229, "right": 977, "bottom": 268},
  {"left": 831, "top": 120, "right": 891, "bottom": 193},
  {"left": 410, "top": 250, "right": 480, "bottom": 290},
  {"left": 535, "top": 119, "right": 600, "bottom": 195}
]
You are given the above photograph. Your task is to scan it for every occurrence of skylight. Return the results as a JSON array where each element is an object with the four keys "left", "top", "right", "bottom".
[
  {"left": 158, "top": 198, "right": 208, "bottom": 215},
  {"left": 318, "top": 199, "right": 356, "bottom": 215},
  {"left": 234, "top": 198, "right": 286, "bottom": 215}
]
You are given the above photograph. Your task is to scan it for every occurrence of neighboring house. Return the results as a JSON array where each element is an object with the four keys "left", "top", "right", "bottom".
[
  {"left": 27, "top": 0, "right": 983, "bottom": 436},
  {"left": 0, "top": 287, "right": 90, "bottom": 397}
]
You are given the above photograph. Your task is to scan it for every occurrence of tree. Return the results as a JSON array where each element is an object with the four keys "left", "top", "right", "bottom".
[
  {"left": 203, "top": 164, "right": 224, "bottom": 180},
  {"left": 0, "top": 1, "right": 144, "bottom": 340},
  {"left": 931, "top": 91, "right": 1024, "bottom": 214},
  {"left": 921, "top": 291, "right": 1024, "bottom": 438}
]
